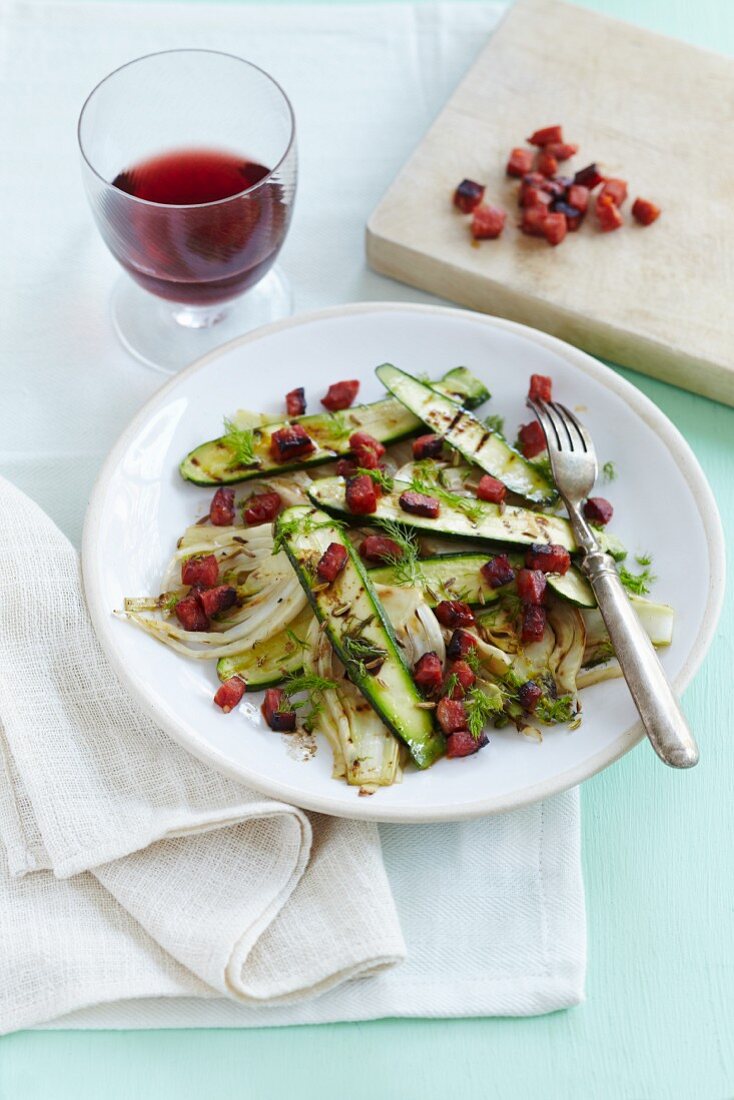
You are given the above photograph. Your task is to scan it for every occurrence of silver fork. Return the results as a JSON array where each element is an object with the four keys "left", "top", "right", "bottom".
[{"left": 528, "top": 398, "right": 699, "bottom": 769}]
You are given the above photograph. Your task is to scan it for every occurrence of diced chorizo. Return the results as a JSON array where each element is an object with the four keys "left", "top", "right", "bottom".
[
  {"left": 214, "top": 677, "right": 246, "bottom": 713},
  {"left": 198, "top": 585, "right": 237, "bottom": 617},
  {"left": 244, "top": 491, "right": 282, "bottom": 526},
  {"left": 181, "top": 554, "right": 219, "bottom": 587},
  {"left": 446, "top": 730, "right": 488, "bottom": 757},
  {"left": 517, "top": 680, "right": 542, "bottom": 712},
  {"left": 632, "top": 198, "right": 660, "bottom": 226},
  {"left": 476, "top": 475, "right": 506, "bottom": 504},
  {"left": 528, "top": 374, "right": 553, "bottom": 402},
  {"left": 506, "top": 148, "right": 534, "bottom": 177},
  {"left": 528, "top": 125, "right": 564, "bottom": 147},
  {"left": 349, "top": 430, "right": 385, "bottom": 469},
  {"left": 412, "top": 434, "right": 444, "bottom": 460},
  {"left": 471, "top": 203, "right": 506, "bottom": 240},
  {"left": 399, "top": 490, "right": 440, "bottom": 518},
  {"left": 481, "top": 554, "right": 515, "bottom": 589},
  {"left": 434, "top": 600, "right": 476, "bottom": 629},
  {"left": 542, "top": 211, "right": 567, "bottom": 246},
  {"left": 210, "top": 487, "right": 235, "bottom": 526},
  {"left": 600, "top": 178, "right": 628, "bottom": 207},
  {"left": 359, "top": 535, "right": 403, "bottom": 563},
  {"left": 516, "top": 568, "right": 547, "bottom": 605},
  {"left": 453, "top": 179, "right": 486, "bottom": 213},
  {"left": 345, "top": 474, "right": 378, "bottom": 515},
  {"left": 517, "top": 420, "right": 546, "bottom": 458},
  {"left": 595, "top": 194, "right": 624, "bottom": 232},
  {"left": 285, "top": 387, "right": 306, "bottom": 417},
  {"left": 269, "top": 424, "right": 316, "bottom": 463},
  {"left": 316, "top": 542, "right": 348, "bottom": 583},
  {"left": 175, "top": 595, "right": 210, "bottom": 632},
  {"left": 446, "top": 629, "right": 477, "bottom": 660},
  {"left": 321, "top": 380, "right": 360, "bottom": 412},
  {"left": 583, "top": 497, "right": 614, "bottom": 525},
  {"left": 436, "top": 697, "right": 468, "bottom": 734},
  {"left": 262, "top": 688, "right": 297, "bottom": 732},
  {"left": 525, "top": 543, "right": 571, "bottom": 575},
  {"left": 413, "top": 652, "right": 444, "bottom": 697},
  {"left": 521, "top": 604, "right": 547, "bottom": 644},
  {"left": 445, "top": 660, "right": 476, "bottom": 699},
  {"left": 536, "top": 150, "right": 558, "bottom": 178}
]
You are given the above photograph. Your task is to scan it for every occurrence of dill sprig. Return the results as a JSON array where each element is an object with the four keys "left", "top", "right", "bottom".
[
  {"left": 163, "top": 593, "right": 181, "bottom": 613},
  {"left": 356, "top": 467, "right": 394, "bottom": 492},
  {"left": 324, "top": 410, "right": 352, "bottom": 444},
  {"left": 483, "top": 412, "right": 505, "bottom": 435},
  {"left": 222, "top": 418, "right": 258, "bottom": 468},
  {"left": 617, "top": 562, "right": 656, "bottom": 596},
  {"left": 464, "top": 646, "right": 482, "bottom": 674},
  {"left": 535, "top": 694, "right": 576, "bottom": 724},
  {"left": 282, "top": 671, "right": 338, "bottom": 731},
  {"left": 464, "top": 685, "right": 504, "bottom": 738},
  {"left": 409, "top": 469, "right": 485, "bottom": 526},
  {"left": 374, "top": 519, "right": 426, "bottom": 588},
  {"left": 635, "top": 552, "right": 653, "bottom": 567},
  {"left": 341, "top": 620, "right": 387, "bottom": 679},
  {"left": 443, "top": 672, "right": 460, "bottom": 699},
  {"left": 342, "top": 635, "right": 387, "bottom": 680},
  {"left": 602, "top": 460, "right": 617, "bottom": 482}
]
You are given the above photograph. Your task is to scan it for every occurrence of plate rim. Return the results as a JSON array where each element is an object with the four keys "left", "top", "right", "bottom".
[{"left": 82, "top": 301, "right": 726, "bottom": 823}]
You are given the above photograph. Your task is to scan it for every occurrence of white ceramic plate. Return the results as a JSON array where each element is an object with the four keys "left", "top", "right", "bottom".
[{"left": 83, "top": 303, "right": 725, "bottom": 822}]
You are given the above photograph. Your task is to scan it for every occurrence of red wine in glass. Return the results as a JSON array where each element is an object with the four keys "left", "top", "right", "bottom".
[{"left": 107, "top": 148, "right": 288, "bottom": 307}]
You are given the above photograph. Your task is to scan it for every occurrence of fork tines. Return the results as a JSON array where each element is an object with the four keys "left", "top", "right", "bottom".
[{"left": 527, "top": 398, "right": 593, "bottom": 456}]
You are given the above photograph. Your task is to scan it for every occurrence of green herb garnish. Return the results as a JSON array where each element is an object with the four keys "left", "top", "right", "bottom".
[
  {"left": 535, "top": 694, "right": 576, "bottom": 724},
  {"left": 324, "top": 410, "right": 352, "bottom": 444},
  {"left": 409, "top": 470, "right": 485, "bottom": 525},
  {"left": 464, "top": 685, "right": 504, "bottom": 739},
  {"left": 464, "top": 647, "right": 482, "bottom": 674},
  {"left": 374, "top": 519, "right": 427, "bottom": 589},
  {"left": 443, "top": 672, "right": 460, "bottom": 699},
  {"left": 483, "top": 413, "right": 505, "bottom": 435},
  {"left": 282, "top": 671, "right": 338, "bottom": 731},
  {"left": 341, "top": 627, "right": 388, "bottom": 680},
  {"left": 222, "top": 418, "right": 258, "bottom": 468},
  {"left": 602, "top": 460, "right": 617, "bottom": 482},
  {"left": 356, "top": 467, "right": 394, "bottom": 493},
  {"left": 618, "top": 562, "right": 656, "bottom": 595}
]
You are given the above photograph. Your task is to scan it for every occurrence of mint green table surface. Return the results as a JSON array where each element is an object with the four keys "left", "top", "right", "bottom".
[{"left": 1, "top": 1, "right": 732, "bottom": 1097}]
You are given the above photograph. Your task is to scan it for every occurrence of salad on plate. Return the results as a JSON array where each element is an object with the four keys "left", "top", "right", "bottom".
[{"left": 120, "top": 363, "right": 673, "bottom": 794}]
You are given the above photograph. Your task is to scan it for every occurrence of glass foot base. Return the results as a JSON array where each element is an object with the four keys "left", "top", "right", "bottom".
[{"left": 110, "top": 267, "right": 294, "bottom": 374}]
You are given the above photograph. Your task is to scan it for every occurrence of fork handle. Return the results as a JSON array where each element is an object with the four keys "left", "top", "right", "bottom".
[{"left": 581, "top": 550, "right": 699, "bottom": 769}]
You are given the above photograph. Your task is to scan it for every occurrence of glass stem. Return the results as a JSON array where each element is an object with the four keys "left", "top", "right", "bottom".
[{"left": 170, "top": 303, "right": 229, "bottom": 329}]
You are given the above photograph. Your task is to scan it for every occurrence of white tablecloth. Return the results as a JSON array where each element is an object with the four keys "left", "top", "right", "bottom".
[{"left": 0, "top": 0, "right": 586, "bottom": 1027}]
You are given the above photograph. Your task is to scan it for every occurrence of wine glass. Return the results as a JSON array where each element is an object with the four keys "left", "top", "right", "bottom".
[{"left": 78, "top": 49, "right": 297, "bottom": 374}]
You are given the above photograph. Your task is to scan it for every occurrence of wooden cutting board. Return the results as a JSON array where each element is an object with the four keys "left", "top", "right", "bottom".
[{"left": 367, "top": 0, "right": 733, "bottom": 406}]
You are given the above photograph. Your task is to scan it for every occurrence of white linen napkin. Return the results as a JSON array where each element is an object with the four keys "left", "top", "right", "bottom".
[{"left": 0, "top": 0, "right": 586, "bottom": 1030}]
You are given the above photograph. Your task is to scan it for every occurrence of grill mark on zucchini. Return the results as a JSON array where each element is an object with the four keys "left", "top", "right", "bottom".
[
  {"left": 369, "top": 552, "right": 596, "bottom": 608},
  {"left": 307, "top": 476, "right": 626, "bottom": 562},
  {"left": 275, "top": 505, "right": 445, "bottom": 769},
  {"left": 179, "top": 368, "right": 491, "bottom": 486},
  {"left": 375, "top": 363, "right": 557, "bottom": 505}
]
